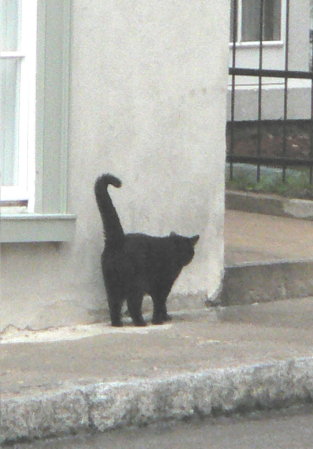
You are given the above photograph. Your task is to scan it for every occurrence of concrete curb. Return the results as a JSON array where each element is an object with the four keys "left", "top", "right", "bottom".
[
  {"left": 226, "top": 190, "right": 313, "bottom": 220},
  {"left": 2, "top": 357, "right": 313, "bottom": 444},
  {"left": 221, "top": 259, "right": 313, "bottom": 305}
]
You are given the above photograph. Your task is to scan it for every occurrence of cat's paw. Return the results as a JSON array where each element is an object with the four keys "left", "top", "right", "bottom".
[
  {"left": 111, "top": 320, "right": 123, "bottom": 327},
  {"left": 151, "top": 318, "right": 164, "bottom": 325},
  {"left": 134, "top": 320, "right": 147, "bottom": 327}
]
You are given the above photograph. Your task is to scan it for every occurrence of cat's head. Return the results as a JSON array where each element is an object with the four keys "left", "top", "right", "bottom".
[{"left": 170, "top": 232, "right": 199, "bottom": 266}]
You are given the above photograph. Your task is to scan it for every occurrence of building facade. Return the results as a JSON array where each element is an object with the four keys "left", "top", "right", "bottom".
[
  {"left": 0, "top": 0, "right": 229, "bottom": 330},
  {"left": 228, "top": 0, "right": 311, "bottom": 121}
]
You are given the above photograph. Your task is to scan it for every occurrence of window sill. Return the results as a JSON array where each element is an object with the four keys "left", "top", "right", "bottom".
[
  {"left": 0, "top": 214, "right": 76, "bottom": 243},
  {"left": 229, "top": 41, "right": 284, "bottom": 49}
]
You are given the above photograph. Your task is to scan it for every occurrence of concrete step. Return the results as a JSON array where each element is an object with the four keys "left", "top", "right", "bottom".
[
  {"left": 224, "top": 205, "right": 313, "bottom": 305},
  {"left": 221, "top": 259, "right": 313, "bottom": 306}
]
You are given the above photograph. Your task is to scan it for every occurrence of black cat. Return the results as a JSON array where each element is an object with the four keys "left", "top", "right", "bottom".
[{"left": 94, "top": 174, "right": 199, "bottom": 327}]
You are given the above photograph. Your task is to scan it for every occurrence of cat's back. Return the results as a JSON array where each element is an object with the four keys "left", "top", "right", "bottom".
[
  {"left": 123, "top": 233, "right": 173, "bottom": 267},
  {"left": 103, "top": 233, "right": 163, "bottom": 261},
  {"left": 125, "top": 233, "right": 169, "bottom": 252}
]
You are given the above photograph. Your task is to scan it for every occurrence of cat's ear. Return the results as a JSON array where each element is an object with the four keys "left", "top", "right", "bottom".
[{"left": 190, "top": 235, "right": 199, "bottom": 247}]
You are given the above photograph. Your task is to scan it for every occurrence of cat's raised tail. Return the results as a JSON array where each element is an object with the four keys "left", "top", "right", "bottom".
[{"left": 94, "top": 174, "right": 124, "bottom": 247}]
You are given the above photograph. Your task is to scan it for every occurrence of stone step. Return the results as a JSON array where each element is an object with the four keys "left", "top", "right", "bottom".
[{"left": 221, "top": 259, "right": 313, "bottom": 306}]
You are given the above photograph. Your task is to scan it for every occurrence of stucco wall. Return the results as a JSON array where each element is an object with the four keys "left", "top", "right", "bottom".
[{"left": 0, "top": 0, "right": 229, "bottom": 331}]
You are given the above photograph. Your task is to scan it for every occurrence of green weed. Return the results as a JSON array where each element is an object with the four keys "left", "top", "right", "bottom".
[{"left": 226, "top": 166, "right": 313, "bottom": 200}]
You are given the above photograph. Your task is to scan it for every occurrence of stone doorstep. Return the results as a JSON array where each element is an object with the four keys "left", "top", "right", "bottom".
[
  {"left": 226, "top": 190, "right": 313, "bottom": 220},
  {"left": 2, "top": 357, "right": 313, "bottom": 444}
]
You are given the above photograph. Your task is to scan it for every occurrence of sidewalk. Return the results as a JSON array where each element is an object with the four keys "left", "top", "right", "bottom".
[
  {"left": 2, "top": 298, "right": 313, "bottom": 443},
  {"left": 2, "top": 209, "right": 313, "bottom": 444}
]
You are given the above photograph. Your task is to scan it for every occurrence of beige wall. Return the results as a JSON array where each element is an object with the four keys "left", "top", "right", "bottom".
[{"left": 0, "top": 0, "right": 229, "bottom": 330}]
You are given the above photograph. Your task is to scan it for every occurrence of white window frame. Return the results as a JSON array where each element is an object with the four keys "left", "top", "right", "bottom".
[
  {"left": 230, "top": 0, "right": 285, "bottom": 48},
  {"left": 0, "top": 0, "right": 37, "bottom": 204},
  {"left": 229, "top": 0, "right": 288, "bottom": 86},
  {"left": 0, "top": 0, "right": 76, "bottom": 243}
]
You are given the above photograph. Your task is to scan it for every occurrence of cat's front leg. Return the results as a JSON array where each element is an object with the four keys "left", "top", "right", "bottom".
[{"left": 152, "top": 297, "right": 169, "bottom": 325}]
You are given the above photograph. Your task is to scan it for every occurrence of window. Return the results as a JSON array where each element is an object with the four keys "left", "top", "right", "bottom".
[
  {"left": 230, "top": 0, "right": 282, "bottom": 43},
  {"left": 0, "top": 0, "right": 75, "bottom": 242},
  {"left": 0, "top": 0, "right": 36, "bottom": 205}
]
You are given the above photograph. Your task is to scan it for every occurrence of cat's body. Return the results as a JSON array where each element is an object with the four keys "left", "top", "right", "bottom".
[{"left": 95, "top": 174, "right": 199, "bottom": 327}]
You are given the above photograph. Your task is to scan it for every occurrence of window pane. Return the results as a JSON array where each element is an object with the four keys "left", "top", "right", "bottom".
[
  {"left": 264, "top": 0, "right": 281, "bottom": 40},
  {"left": 242, "top": 0, "right": 281, "bottom": 42},
  {"left": 242, "top": 0, "right": 261, "bottom": 41},
  {"left": 0, "top": 58, "right": 20, "bottom": 185},
  {"left": 0, "top": 0, "right": 20, "bottom": 51}
]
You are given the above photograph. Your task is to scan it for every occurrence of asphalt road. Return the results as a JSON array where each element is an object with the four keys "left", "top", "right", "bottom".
[{"left": 7, "top": 406, "right": 313, "bottom": 449}]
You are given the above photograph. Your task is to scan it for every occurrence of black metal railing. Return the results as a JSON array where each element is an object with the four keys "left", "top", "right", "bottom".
[{"left": 228, "top": 0, "right": 313, "bottom": 184}]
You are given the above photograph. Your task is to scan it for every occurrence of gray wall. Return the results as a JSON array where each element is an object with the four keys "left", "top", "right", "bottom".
[{"left": 1, "top": 0, "right": 229, "bottom": 330}]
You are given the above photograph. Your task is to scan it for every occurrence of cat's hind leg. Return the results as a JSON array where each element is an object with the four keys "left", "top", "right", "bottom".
[
  {"left": 104, "top": 270, "right": 124, "bottom": 326},
  {"left": 107, "top": 294, "right": 124, "bottom": 327},
  {"left": 126, "top": 291, "right": 146, "bottom": 327}
]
